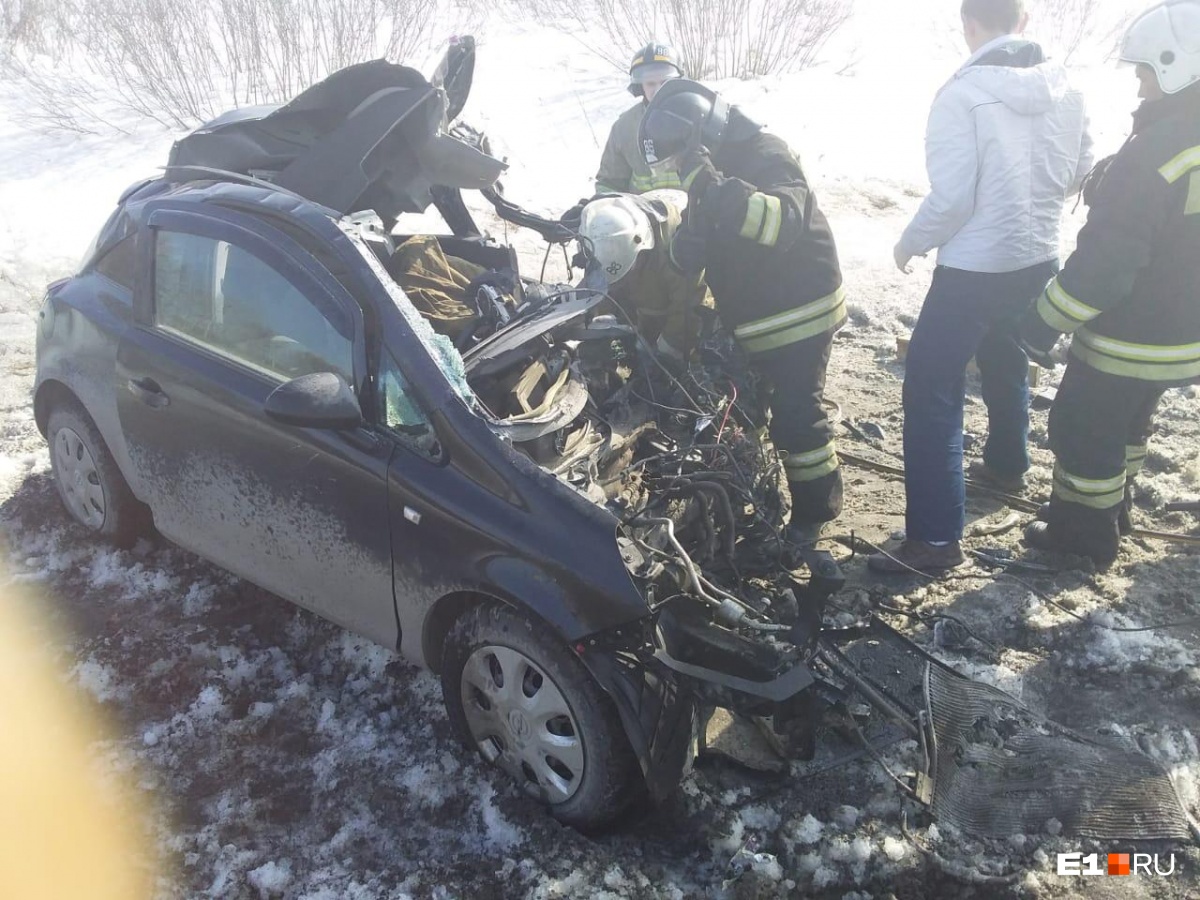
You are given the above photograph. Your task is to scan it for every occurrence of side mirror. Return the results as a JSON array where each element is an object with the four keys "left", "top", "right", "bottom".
[{"left": 264, "top": 372, "right": 362, "bottom": 430}]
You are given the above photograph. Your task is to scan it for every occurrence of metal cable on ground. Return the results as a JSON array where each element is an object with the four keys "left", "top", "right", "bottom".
[
  {"left": 839, "top": 449, "right": 1200, "bottom": 546},
  {"left": 839, "top": 449, "right": 1041, "bottom": 513},
  {"left": 873, "top": 604, "right": 1000, "bottom": 654},
  {"left": 823, "top": 537, "right": 999, "bottom": 652},
  {"left": 832, "top": 535, "right": 1200, "bottom": 638},
  {"left": 997, "top": 572, "right": 1200, "bottom": 634},
  {"left": 847, "top": 715, "right": 917, "bottom": 800},
  {"left": 900, "top": 812, "right": 1022, "bottom": 887}
]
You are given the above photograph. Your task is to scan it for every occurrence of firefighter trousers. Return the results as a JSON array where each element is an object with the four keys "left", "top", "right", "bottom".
[
  {"left": 1043, "top": 358, "right": 1168, "bottom": 562},
  {"left": 749, "top": 331, "right": 843, "bottom": 525}
]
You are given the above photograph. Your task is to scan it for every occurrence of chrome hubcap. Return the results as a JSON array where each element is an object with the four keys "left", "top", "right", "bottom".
[
  {"left": 460, "top": 645, "right": 585, "bottom": 804},
  {"left": 54, "top": 426, "right": 105, "bottom": 529}
]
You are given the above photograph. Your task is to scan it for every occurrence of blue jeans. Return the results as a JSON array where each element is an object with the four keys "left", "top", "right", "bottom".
[{"left": 903, "top": 262, "right": 1057, "bottom": 542}]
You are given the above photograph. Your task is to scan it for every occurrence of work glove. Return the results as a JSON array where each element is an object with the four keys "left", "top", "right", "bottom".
[
  {"left": 559, "top": 198, "right": 589, "bottom": 233},
  {"left": 1017, "top": 289, "right": 1068, "bottom": 369},
  {"left": 1017, "top": 309, "right": 1063, "bottom": 369},
  {"left": 1018, "top": 336, "right": 1060, "bottom": 370}
]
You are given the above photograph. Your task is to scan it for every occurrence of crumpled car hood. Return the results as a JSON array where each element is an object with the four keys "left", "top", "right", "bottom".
[{"left": 167, "top": 42, "right": 505, "bottom": 222}]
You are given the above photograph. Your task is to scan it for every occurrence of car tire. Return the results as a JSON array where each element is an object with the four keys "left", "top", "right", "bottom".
[
  {"left": 441, "top": 603, "right": 644, "bottom": 833},
  {"left": 47, "top": 402, "right": 144, "bottom": 548}
]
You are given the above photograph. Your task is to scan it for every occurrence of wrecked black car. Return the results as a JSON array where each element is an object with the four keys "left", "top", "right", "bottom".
[
  {"left": 34, "top": 44, "right": 1198, "bottom": 841},
  {"left": 33, "top": 43, "right": 844, "bottom": 830}
]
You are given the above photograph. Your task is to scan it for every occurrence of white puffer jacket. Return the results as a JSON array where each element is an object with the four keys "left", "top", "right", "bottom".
[{"left": 898, "top": 36, "right": 1094, "bottom": 274}]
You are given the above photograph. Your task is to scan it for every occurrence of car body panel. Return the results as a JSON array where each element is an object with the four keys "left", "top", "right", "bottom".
[
  {"left": 36, "top": 271, "right": 139, "bottom": 482},
  {"left": 385, "top": 405, "right": 653, "bottom": 665},
  {"left": 37, "top": 179, "right": 652, "bottom": 668},
  {"left": 112, "top": 199, "right": 396, "bottom": 642}
]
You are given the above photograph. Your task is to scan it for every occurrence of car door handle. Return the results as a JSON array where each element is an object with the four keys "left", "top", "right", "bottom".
[{"left": 127, "top": 376, "right": 170, "bottom": 409}]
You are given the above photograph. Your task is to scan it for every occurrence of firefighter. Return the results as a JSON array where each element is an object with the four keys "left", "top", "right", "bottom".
[
  {"left": 576, "top": 189, "right": 708, "bottom": 358},
  {"left": 638, "top": 79, "right": 846, "bottom": 540},
  {"left": 1020, "top": 0, "right": 1200, "bottom": 565},
  {"left": 595, "top": 43, "right": 686, "bottom": 196},
  {"left": 559, "top": 44, "right": 685, "bottom": 235}
]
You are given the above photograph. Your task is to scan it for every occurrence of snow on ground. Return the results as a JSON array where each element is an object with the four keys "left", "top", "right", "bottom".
[{"left": 2, "top": 2, "right": 1200, "bottom": 898}]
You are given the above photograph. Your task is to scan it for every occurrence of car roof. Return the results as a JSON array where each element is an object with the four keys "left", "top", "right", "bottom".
[{"left": 82, "top": 177, "right": 347, "bottom": 271}]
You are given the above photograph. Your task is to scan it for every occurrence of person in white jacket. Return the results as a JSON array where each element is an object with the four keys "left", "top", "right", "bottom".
[{"left": 870, "top": 0, "right": 1093, "bottom": 574}]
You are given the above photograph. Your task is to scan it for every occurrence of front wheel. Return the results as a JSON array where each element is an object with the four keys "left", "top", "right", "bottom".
[{"left": 441, "top": 604, "right": 643, "bottom": 832}]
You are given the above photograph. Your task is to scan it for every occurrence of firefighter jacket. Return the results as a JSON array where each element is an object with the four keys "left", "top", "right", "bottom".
[
  {"left": 1021, "top": 83, "right": 1200, "bottom": 383},
  {"left": 596, "top": 104, "right": 683, "bottom": 195},
  {"left": 679, "top": 123, "right": 845, "bottom": 354},
  {"left": 608, "top": 193, "right": 710, "bottom": 354}
]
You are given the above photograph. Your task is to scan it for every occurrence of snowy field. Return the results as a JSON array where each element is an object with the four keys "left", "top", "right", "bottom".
[{"left": 3, "top": 2, "right": 1200, "bottom": 897}]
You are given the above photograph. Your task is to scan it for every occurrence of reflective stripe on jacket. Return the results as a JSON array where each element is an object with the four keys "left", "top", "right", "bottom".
[
  {"left": 1021, "top": 84, "right": 1200, "bottom": 383},
  {"left": 733, "top": 287, "right": 847, "bottom": 354},
  {"left": 692, "top": 128, "right": 844, "bottom": 342}
]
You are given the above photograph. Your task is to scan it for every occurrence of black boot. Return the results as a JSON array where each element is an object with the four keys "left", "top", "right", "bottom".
[
  {"left": 1118, "top": 483, "right": 1135, "bottom": 536},
  {"left": 1024, "top": 515, "right": 1119, "bottom": 567},
  {"left": 1039, "top": 500, "right": 1133, "bottom": 536}
]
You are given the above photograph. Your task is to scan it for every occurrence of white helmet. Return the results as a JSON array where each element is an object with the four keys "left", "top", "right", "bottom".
[
  {"left": 578, "top": 196, "right": 656, "bottom": 284},
  {"left": 1120, "top": 0, "right": 1200, "bottom": 95}
]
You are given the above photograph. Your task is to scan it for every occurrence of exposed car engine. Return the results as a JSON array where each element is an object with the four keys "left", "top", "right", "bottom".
[{"left": 452, "top": 269, "right": 841, "bottom": 737}]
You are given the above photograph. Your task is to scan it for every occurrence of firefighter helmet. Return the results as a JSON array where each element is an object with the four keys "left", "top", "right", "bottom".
[
  {"left": 578, "top": 196, "right": 656, "bottom": 284},
  {"left": 1119, "top": 0, "right": 1200, "bottom": 95},
  {"left": 628, "top": 42, "right": 683, "bottom": 98}
]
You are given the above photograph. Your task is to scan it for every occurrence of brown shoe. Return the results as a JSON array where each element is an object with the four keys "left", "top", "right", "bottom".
[
  {"left": 867, "top": 540, "right": 965, "bottom": 574},
  {"left": 967, "top": 460, "right": 1026, "bottom": 493}
]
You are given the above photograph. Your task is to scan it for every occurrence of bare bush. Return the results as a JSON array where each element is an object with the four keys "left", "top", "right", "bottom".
[
  {"left": 1029, "top": 0, "right": 1134, "bottom": 64},
  {"left": 4, "top": 0, "right": 478, "bottom": 132},
  {"left": 1, "top": 0, "right": 71, "bottom": 53},
  {"left": 515, "top": 0, "right": 854, "bottom": 79}
]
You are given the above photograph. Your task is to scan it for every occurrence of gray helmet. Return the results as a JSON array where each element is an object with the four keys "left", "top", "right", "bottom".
[{"left": 628, "top": 42, "right": 683, "bottom": 97}]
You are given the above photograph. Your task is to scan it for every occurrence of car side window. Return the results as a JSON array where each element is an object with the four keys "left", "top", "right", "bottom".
[
  {"left": 154, "top": 230, "right": 354, "bottom": 384},
  {"left": 378, "top": 351, "right": 440, "bottom": 459},
  {"left": 93, "top": 235, "right": 137, "bottom": 291}
]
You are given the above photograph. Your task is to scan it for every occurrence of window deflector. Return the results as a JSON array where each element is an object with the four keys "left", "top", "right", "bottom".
[{"left": 145, "top": 205, "right": 367, "bottom": 388}]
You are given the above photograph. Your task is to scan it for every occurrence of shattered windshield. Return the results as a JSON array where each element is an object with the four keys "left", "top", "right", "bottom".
[{"left": 345, "top": 229, "right": 477, "bottom": 411}]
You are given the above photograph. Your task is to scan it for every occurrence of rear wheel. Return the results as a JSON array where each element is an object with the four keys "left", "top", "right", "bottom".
[
  {"left": 441, "top": 604, "right": 643, "bottom": 832},
  {"left": 47, "top": 403, "right": 144, "bottom": 547}
]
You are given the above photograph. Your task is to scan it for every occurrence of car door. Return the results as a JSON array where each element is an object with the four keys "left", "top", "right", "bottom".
[{"left": 115, "top": 205, "right": 398, "bottom": 646}]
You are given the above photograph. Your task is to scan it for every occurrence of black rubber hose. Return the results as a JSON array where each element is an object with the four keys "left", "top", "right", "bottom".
[{"left": 662, "top": 479, "right": 738, "bottom": 563}]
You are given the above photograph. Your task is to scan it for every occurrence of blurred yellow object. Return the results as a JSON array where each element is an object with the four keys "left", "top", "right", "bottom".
[{"left": 0, "top": 567, "right": 155, "bottom": 900}]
